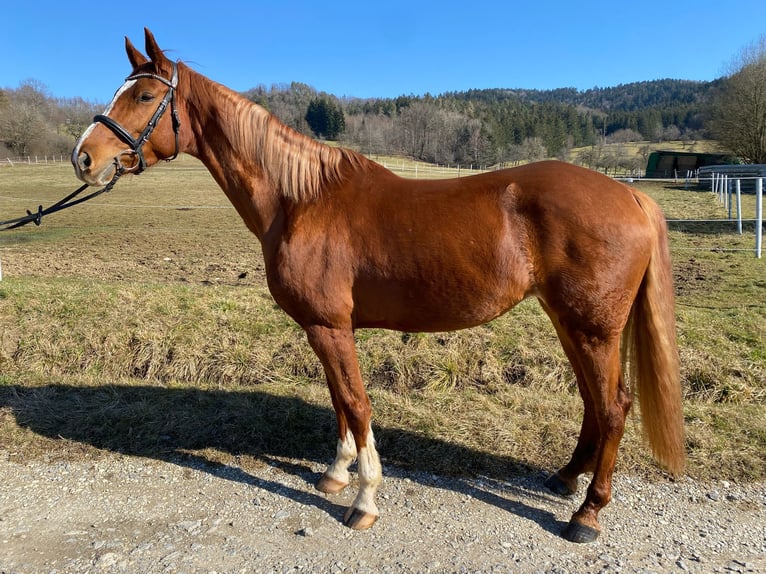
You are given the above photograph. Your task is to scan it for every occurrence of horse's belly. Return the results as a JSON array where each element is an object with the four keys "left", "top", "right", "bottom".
[{"left": 352, "top": 274, "right": 527, "bottom": 332}]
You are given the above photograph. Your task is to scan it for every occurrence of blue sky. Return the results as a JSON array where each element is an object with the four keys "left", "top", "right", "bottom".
[{"left": 3, "top": 1, "right": 765, "bottom": 102}]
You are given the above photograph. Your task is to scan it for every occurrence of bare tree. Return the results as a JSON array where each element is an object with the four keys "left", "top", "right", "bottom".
[
  {"left": 521, "top": 137, "right": 547, "bottom": 162},
  {"left": 0, "top": 100, "right": 47, "bottom": 156},
  {"left": 607, "top": 128, "right": 643, "bottom": 144},
  {"left": 395, "top": 102, "right": 440, "bottom": 161},
  {"left": 343, "top": 113, "right": 394, "bottom": 156},
  {"left": 662, "top": 125, "right": 681, "bottom": 141},
  {"left": 711, "top": 36, "right": 766, "bottom": 163}
]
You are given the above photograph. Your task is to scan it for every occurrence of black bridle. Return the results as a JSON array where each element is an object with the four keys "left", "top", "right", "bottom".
[
  {"left": 94, "top": 61, "right": 181, "bottom": 175},
  {"left": 0, "top": 62, "right": 181, "bottom": 231}
]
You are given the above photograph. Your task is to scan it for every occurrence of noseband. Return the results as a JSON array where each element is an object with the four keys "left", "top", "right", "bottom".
[{"left": 93, "top": 61, "right": 181, "bottom": 175}]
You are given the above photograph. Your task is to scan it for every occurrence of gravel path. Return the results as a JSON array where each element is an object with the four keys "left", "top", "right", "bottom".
[{"left": 0, "top": 452, "right": 763, "bottom": 574}]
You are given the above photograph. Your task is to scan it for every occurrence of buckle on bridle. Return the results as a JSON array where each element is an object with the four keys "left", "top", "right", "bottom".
[{"left": 114, "top": 150, "right": 143, "bottom": 175}]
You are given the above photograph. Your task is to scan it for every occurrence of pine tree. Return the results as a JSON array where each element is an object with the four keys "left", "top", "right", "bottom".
[{"left": 305, "top": 97, "right": 345, "bottom": 139}]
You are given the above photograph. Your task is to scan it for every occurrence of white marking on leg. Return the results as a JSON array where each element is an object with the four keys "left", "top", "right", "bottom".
[
  {"left": 351, "top": 425, "right": 382, "bottom": 517},
  {"left": 323, "top": 428, "right": 356, "bottom": 486},
  {"left": 72, "top": 79, "right": 136, "bottom": 159}
]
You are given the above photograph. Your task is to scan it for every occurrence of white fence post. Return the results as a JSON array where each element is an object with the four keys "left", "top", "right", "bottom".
[
  {"left": 756, "top": 178, "right": 763, "bottom": 259},
  {"left": 736, "top": 179, "right": 742, "bottom": 235},
  {"left": 727, "top": 177, "right": 732, "bottom": 217}
]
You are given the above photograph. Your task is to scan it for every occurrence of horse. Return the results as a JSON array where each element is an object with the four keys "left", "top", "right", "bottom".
[{"left": 71, "top": 29, "right": 684, "bottom": 544}]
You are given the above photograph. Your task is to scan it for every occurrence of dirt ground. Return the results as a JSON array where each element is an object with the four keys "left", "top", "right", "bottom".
[{"left": 1, "top": 450, "right": 764, "bottom": 574}]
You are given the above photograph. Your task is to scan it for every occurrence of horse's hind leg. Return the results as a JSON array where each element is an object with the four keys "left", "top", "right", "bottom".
[
  {"left": 560, "top": 332, "right": 632, "bottom": 543},
  {"left": 540, "top": 310, "right": 601, "bottom": 496},
  {"left": 545, "top": 381, "right": 599, "bottom": 497},
  {"left": 306, "top": 325, "right": 382, "bottom": 530}
]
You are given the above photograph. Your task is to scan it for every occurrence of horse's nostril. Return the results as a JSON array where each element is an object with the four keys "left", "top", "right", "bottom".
[{"left": 78, "top": 151, "right": 92, "bottom": 171}]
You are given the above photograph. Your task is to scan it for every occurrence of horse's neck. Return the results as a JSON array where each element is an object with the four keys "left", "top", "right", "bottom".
[{"left": 185, "top": 75, "right": 283, "bottom": 241}]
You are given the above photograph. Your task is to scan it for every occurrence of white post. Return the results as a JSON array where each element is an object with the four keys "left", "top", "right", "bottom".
[
  {"left": 715, "top": 173, "right": 723, "bottom": 204},
  {"left": 726, "top": 178, "right": 739, "bottom": 219},
  {"left": 720, "top": 174, "right": 725, "bottom": 203},
  {"left": 756, "top": 178, "right": 763, "bottom": 259},
  {"left": 736, "top": 179, "right": 742, "bottom": 235}
]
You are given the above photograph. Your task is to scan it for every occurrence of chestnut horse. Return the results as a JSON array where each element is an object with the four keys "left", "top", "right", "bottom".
[{"left": 72, "top": 29, "right": 684, "bottom": 543}]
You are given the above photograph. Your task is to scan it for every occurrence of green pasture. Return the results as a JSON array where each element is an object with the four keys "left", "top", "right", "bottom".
[{"left": 0, "top": 159, "right": 763, "bottom": 483}]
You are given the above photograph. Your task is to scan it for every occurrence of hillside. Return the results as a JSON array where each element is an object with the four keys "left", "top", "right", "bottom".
[{"left": 335, "top": 78, "right": 717, "bottom": 165}]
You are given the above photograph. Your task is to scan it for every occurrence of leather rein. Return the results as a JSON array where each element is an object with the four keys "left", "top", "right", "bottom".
[{"left": 0, "top": 63, "right": 180, "bottom": 231}]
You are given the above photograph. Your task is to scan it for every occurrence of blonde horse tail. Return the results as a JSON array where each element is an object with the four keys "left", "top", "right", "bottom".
[{"left": 622, "top": 190, "right": 685, "bottom": 475}]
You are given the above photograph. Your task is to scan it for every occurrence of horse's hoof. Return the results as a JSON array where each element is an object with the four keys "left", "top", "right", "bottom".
[
  {"left": 315, "top": 474, "right": 349, "bottom": 494},
  {"left": 562, "top": 520, "right": 600, "bottom": 543},
  {"left": 343, "top": 507, "right": 378, "bottom": 530},
  {"left": 544, "top": 473, "right": 578, "bottom": 497}
]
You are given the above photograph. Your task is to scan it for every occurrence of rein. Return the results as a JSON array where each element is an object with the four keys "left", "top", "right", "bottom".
[
  {"left": 0, "top": 62, "right": 180, "bottom": 231},
  {"left": 0, "top": 173, "right": 122, "bottom": 230}
]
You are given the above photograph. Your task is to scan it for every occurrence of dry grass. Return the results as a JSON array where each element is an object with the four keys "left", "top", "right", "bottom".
[{"left": 0, "top": 160, "right": 764, "bottom": 483}]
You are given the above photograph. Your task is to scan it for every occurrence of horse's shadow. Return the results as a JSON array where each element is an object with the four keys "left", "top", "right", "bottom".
[{"left": 0, "top": 382, "right": 568, "bottom": 536}]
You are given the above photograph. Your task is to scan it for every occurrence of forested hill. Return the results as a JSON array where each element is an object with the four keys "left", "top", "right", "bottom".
[
  {"left": 425, "top": 78, "right": 715, "bottom": 138},
  {"left": 332, "top": 78, "right": 716, "bottom": 165},
  {"left": 453, "top": 79, "right": 715, "bottom": 111}
]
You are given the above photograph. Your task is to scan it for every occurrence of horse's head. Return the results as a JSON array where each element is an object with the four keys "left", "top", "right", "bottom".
[{"left": 72, "top": 29, "right": 182, "bottom": 186}]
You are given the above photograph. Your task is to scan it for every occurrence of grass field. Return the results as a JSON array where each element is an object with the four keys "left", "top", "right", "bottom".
[{"left": 0, "top": 158, "right": 763, "bottom": 484}]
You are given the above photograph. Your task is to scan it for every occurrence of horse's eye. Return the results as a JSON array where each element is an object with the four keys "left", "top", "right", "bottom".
[{"left": 139, "top": 92, "right": 155, "bottom": 103}]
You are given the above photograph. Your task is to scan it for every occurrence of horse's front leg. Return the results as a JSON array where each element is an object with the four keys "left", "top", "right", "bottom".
[
  {"left": 315, "top": 426, "right": 356, "bottom": 495},
  {"left": 306, "top": 325, "right": 382, "bottom": 530}
]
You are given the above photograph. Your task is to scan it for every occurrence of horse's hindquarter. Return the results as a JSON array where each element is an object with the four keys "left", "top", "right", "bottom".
[{"left": 514, "top": 162, "right": 656, "bottom": 335}]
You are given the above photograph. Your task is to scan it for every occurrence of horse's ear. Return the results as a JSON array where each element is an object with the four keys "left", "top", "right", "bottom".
[
  {"left": 144, "top": 28, "right": 167, "bottom": 63},
  {"left": 125, "top": 36, "right": 148, "bottom": 69}
]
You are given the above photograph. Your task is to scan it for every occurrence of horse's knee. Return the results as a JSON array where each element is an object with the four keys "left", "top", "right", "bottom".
[{"left": 617, "top": 376, "right": 633, "bottom": 416}]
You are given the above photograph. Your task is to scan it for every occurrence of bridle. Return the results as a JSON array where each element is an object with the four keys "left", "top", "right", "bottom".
[
  {"left": 0, "top": 62, "right": 181, "bottom": 230},
  {"left": 94, "top": 61, "right": 181, "bottom": 175}
]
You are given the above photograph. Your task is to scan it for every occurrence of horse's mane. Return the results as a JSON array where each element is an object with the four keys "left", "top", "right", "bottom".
[{"left": 199, "top": 76, "right": 366, "bottom": 202}]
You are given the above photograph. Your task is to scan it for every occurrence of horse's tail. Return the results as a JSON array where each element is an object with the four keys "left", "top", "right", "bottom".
[{"left": 622, "top": 190, "right": 685, "bottom": 476}]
